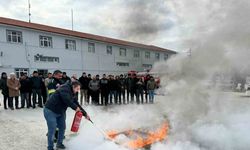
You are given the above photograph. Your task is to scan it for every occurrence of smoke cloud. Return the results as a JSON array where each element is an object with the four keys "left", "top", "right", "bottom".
[
  {"left": 68, "top": 0, "right": 250, "bottom": 150},
  {"left": 151, "top": 0, "right": 250, "bottom": 149},
  {"left": 118, "top": 0, "right": 174, "bottom": 43}
]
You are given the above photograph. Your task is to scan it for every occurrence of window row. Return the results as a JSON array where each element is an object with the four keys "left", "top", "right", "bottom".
[
  {"left": 6, "top": 30, "right": 169, "bottom": 60},
  {"left": 6, "top": 30, "right": 76, "bottom": 50}
]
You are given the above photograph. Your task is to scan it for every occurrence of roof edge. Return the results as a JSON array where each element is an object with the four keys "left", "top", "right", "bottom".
[{"left": 0, "top": 17, "right": 177, "bottom": 53}]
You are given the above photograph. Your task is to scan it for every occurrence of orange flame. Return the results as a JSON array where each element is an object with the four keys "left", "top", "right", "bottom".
[{"left": 106, "top": 122, "right": 169, "bottom": 149}]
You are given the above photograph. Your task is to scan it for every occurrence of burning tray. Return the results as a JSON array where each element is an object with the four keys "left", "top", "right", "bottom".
[{"left": 106, "top": 122, "right": 169, "bottom": 149}]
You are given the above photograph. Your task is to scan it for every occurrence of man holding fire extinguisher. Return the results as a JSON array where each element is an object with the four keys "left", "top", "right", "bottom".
[{"left": 44, "top": 80, "right": 90, "bottom": 150}]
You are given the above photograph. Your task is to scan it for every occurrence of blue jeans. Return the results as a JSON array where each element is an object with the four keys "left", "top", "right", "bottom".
[
  {"left": 43, "top": 108, "right": 66, "bottom": 150},
  {"left": 148, "top": 90, "right": 155, "bottom": 103},
  {"left": 109, "top": 90, "right": 117, "bottom": 104}
]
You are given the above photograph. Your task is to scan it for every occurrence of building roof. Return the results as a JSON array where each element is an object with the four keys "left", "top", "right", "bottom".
[{"left": 0, "top": 17, "right": 176, "bottom": 54}]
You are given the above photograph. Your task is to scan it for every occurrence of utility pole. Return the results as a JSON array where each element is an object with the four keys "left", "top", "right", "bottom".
[
  {"left": 71, "top": 9, "right": 74, "bottom": 30},
  {"left": 28, "top": 0, "right": 31, "bottom": 23}
]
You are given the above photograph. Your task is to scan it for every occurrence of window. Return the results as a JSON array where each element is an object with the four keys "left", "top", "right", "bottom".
[
  {"left": 155, "top": 53, "right": 160, "bottom": 60},
  {"left": 15, "top": 68, "right": 29, "bottom": 78},
  {"left": 119, "top": 48, "right": 126, "bottom": 57},
  {"left": 134, "top": 50, "right": 140, "bottom": 58},
  {"left": 40, "top": 36, "right": 52, "bottom": 48},
  {"left": 116, "top": 62, "right": 129, "bottom": 67},
  {"left": 6, "top": 30, "right": 22, "bottom": 43},
  {"left": 34, "top": 54, "right": 59, "bottom": 63},
  {"left": 142, "top": 64, "right": 152, "bottom": 68},
  {"left": 65, "top": 39, "right": 76, "bottom": 50},
  {"left": 107, "top": 45, "right": 112, "bottom": 55},
  {"left": 88, "top": 43, "right": 95, "bottom": 53},
  {"left": 164, "top": 53, "right": 169, "bottom": 60},
  {"left": 145, "top": 52, "right": 150, "bottom": 59}
]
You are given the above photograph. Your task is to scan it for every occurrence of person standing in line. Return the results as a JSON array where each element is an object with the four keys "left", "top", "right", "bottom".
[
  {"left": 88, "top": 75, "right": 100, "bottom": 105},
  {"left": 95, "top": 74, "right": 100, "bottom": 104},
  {"left": 45, "top": 73, "right": 53, "bottom": 87},
  {"left": 144, "top": 74, "right": 150, "bottom": 103},
  {"left": 130, "top": 74, "right": 137, "bottom": 104},
  {"left": 0, "top": 72, "right": 9, "bottom": 109},
  {"left": 78, "top": 72, "right": 89, "bottom": 105},
  {"left": 7, "top": 73, "right": 21, "bottom": 110},
  {"left": 116, "top": 76, "right": 122, "bottom": 104},
  {"left": 61, "top": 72, "right": 71, "bottom": 84},
  {"left": 39, "top": 73, "right": 48, "bottom": 105},
  {"left": 147, "top": 76, "right": 157, "bottom": 103},
  {"left": 125, "top": 74, "right": 132, "bottom": 103},
  {"left": 119, "top": 74, "right": 126, "bottom": 104},
  {"left": 27, "top": 73, "right": 33, "bottom": 108},
  {"left": 44, "top": 73, "right": 53, "bottom": 105},
  {"left": 109, "top": 75, "right": 118, "bottom": 104},
  {"left": 71, "top": 74, "right": 78, "bottom": 82},
  {"left": 87, "top": 74, "right": 92, "bottom": 104},
  {"left": 100, "top": 74, "right": 109, "bottom": 106},
  {"left": 30, "top": 71, "right": 43, "bottom": 108},
  {"left": 19, "top": 73, "right": 31, "bottom": 108},
  {"left": 47, "top": 70, "right": 63, "bottom": 97},
  {"left": 136, "top": 77, "right": 144, "bottom": 104}
]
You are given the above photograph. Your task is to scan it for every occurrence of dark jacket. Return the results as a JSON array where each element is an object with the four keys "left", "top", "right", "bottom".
[
  {"left": 125, "top": 77, "right": 135, "bottom": 90},
  {"left": 100, "top": 78, "right": 109, "bottom": 92},
  {"left": 45, "top": 83, "right": 86, "bottom": 116},
  {"left": 30, "top": 76, "right": 43, "bottom": 89},
  {"left": 79, "top": 76, "right": 89, "bottom": 90},
  {"left": 20, "top": 78, "right": 31, "bottom": 93},
  {"left": 0, "top": 77, "right": 9, "bottom": 96},
  {"left": 136, "top": 80, "right": 144, "bottom": 91},
  {"left": 47, "top": 77, "right": 63, "bottom": 95},
  {"left": 109, "top": 79, "right": 119, "bottom": 91},
  {"left": 119, "top": 78, "right": 126, "bottom": 91},
  {"left": 61, "top": 76, "right": 71, "bottom": 84}
]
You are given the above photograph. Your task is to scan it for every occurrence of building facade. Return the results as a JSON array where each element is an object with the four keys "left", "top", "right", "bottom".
[{"left": 0, "top": 17, "right": 176, "bottom": 77}]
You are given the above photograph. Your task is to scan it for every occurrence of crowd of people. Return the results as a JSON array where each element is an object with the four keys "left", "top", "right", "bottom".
[{"left": 0, "top": 70, "right": 158, "bottom": 110}]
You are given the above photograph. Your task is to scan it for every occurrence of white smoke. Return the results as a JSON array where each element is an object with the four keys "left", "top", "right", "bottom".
[
  {"left": 68, "top": 0, "right": 250, "bottom": 150},
  {"left": 149, "top": 0, "right": 250, "bottom": 150}
]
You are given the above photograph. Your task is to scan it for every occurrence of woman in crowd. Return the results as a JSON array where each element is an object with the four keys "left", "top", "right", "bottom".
[
  {"left": 0, "top": 72, "right": 9, "bottom": 109},
  {"left": 7, "top": 73, "right": 21, "bottom": 110}
]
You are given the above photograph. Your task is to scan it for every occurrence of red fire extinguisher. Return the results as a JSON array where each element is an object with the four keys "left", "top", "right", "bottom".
[{"left": 71, "top": 111, "right": 83, "bottom": 132}]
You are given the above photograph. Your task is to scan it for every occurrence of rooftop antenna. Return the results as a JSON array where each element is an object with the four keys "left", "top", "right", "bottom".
[
  {"left": 71, "top": 9, "right": 74, "bottom": 30},
  {"left": 28, "top": 0, "right": 31, "bottom": 23}
]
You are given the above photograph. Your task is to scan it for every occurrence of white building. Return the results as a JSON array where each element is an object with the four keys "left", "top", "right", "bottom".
[{"left": 0, "top": 17, "right": 176, "bottom": 77}]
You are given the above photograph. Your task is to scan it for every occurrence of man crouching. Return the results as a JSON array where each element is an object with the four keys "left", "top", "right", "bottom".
[{"left": 44, "top": 80, "right": 89, "bottom": 150}]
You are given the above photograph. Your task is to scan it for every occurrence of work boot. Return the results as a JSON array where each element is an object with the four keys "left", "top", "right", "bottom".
[{"left": 56, "top": 143, "right": 66, "bottom": 149}]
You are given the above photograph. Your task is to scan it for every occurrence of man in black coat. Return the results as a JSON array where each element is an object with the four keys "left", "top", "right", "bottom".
[
  {"left": 100, "top": 74, "right": 109, "bottom": 106},
  {"left": 0, "top": 72, "right": 9, "bottom": 109},
  {"left": 119, "top": 74, "right": 126, "bottom": 104},
  {"left": 61, "top": 72, "right": 71, "bottom": 84},
  {"left": 39, "top": 73, "right": 48, "bottom": 105},
  {"left": 44, "top": 81, "right": 90, "bottom": 150},
  {"left": 79, "top": 72, "right": 89, "bottom": 105},
  {"left": 87, "top": 74, "right": 92, "bottom": 104},
  {"left": 30, "top": 71, "right": 43, "bottom": 108},
  {"left": 109, "top": 75, "right": 118, "bottom": 104},
  {"left": 20, "top": 74, "right": 31, "bottom": 108}
]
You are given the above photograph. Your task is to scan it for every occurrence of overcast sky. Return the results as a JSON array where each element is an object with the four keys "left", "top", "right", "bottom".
[{"left": 0, "top": 0, "right": 240, "bottom": 52}]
